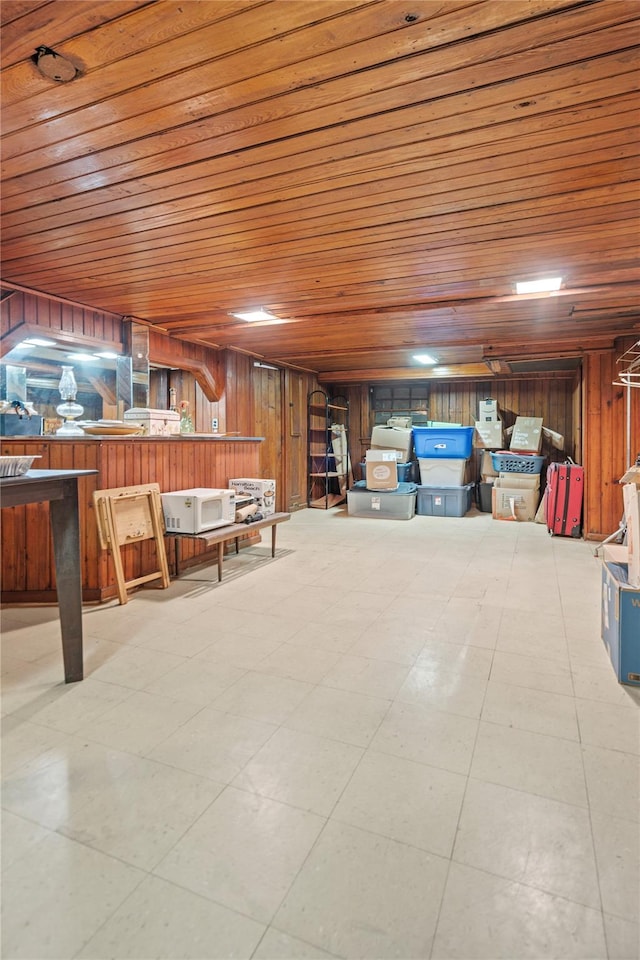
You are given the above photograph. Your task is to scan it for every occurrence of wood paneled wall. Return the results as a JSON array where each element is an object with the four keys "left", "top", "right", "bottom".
[
  {"left": 582, "top": 341, "right": 640, "bottom": 540},
  {"left": 0, "top": 436, "right": 262, "bottom": 603},
  {"left": 335, "top": 360, "right": 640, "bottom": 539},
  {"left": 4, "top": 286, "right": 637, "bottom": 540},
  {"left": 336, "top": 375, "right": 578, "bottom": 469}
]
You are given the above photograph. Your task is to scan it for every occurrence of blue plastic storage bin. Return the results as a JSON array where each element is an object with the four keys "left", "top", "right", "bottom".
[
  {"left": 359, "top": 461, "right": 417, "bottom": 483},
  {"left": 412, "top": 426, "right": 474, "bottom": 459},
  {"left": 602, "top": 561, "right": 640, "bottom": 686}
]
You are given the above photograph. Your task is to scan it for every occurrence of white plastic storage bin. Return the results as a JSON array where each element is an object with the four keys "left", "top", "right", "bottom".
[
  {"left": 347, "top": 481, "right": 417, "bottom": 519},
  {"left": 416, "top": 484, "right": 474, "bottom": 517},
  {"left": 418, "top": 458, "right": 467, "bottom": 486}
]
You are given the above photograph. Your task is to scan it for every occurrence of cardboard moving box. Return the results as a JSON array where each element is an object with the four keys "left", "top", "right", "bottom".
[
  {"left": 492, "top": 478, "right": 539, "bottom": 521},
  {"left": 474, "top": 420, "right": 503, "bottom": 449},
  {"left": 480, "top": 451, "right": 499, "bottom": 480},
  {"left": 478, "top": 398, "right": 499, "bottom": 421},
  {"left": 622, "top": 482, "right": 640, "bottom": 588},
  {"left": 370, "top": 425, "right": 413, "bottom": 462},
  {"left": 498, "top": 471, "right": 540, "bottom": 490},
  {"left": 365, "top": 450, "right": 399, "bottom": 490},
  {"left": 510, "top": 416, "right": 543, "bottom": 454}
]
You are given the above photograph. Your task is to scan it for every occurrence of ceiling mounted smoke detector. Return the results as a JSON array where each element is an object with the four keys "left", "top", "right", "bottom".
[{"left": 31, "top": 46, "right": 78, "bottom": 82}]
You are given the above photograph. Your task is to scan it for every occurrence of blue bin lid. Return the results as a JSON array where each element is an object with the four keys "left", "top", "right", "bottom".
[{"left": 353, "top": 481, "right": 417, "bottom": 495}]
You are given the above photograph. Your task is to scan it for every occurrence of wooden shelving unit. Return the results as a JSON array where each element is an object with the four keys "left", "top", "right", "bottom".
[{"left": 307, "top": 390, "right": 351, "bottom": 509}]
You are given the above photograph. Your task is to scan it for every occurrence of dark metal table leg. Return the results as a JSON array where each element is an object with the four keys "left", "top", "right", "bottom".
[{"left": 49, "top": 480, "right": 84, "bottom": 683}]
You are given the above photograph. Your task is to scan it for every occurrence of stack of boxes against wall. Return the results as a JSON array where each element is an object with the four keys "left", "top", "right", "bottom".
[
  {"left": 413, "top": 424, "right": 475, "bottom": 517},
  {"left": 347, "top": 401, "right": 557, "bottom": 525},
  {"left": 601, "top": 464, "right": 640, "bottom": 688},
  {"left": 491, "top": 415, "right": 544, "bottom": 522},
  {"left": 348, "top": 420, "right": 418, "bottom": 519},
  {"left": 474, "top": 400, "right": 547, "bottom": 522}
]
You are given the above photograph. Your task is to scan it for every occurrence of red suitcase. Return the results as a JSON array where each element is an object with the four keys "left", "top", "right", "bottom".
[{"left": 546, "top": 461, "right": 584, "bottom": 537}]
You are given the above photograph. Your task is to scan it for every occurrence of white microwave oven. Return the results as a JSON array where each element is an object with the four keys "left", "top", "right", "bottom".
[{"left": 161, "top": 488, "right": 236, "bottom": 533}]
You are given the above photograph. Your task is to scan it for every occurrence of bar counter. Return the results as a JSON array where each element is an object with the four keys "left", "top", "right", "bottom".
[{"left": 0, "top": 435, "right": 264, "bottom": 603}]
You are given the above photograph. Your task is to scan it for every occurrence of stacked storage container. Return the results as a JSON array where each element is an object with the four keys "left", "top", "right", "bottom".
[
  {"left": 347, "top": 481, "right": 418, "bottom": 519},
  {"left": 490, "top": 417, "right": 545, "bottom": 521},
  {"left": 348, "top": 418, "right": 419, "bottom": 519},
  {"left": 413, "top": 426, "right": 475, "bottom": 517},
  {"left": 369, "top": 422, "right": 415, "bottom": 481},
  {"left": 474, "top": 398, "right": 503, "bottom": 512}
]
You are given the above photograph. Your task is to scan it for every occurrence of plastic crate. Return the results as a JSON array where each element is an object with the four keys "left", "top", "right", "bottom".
[
  {"left": 416, "top": 483, "right": 474, "bottom": 517},
  {"left": 490, "top": 452, "right": 545, "bottom": 474},
  {"left": 347, "top": 481, "right": 417, "bottom": 519},
  {"left": 477, "top": 481, "right": 494, "bottom": 513},
  {"left": 412, "top": 426, "right": 474, "bottom": 459},
  {"left": 418, "top": 458, "right": 467, "bottom": 486}
]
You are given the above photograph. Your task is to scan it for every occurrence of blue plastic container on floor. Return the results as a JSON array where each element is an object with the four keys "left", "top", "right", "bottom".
[
  {"left": 412, "top": 426, "right": 474, "bottom": 459},
  {"left": 359, "top": 461, "right": 417, "bottom": 482}
]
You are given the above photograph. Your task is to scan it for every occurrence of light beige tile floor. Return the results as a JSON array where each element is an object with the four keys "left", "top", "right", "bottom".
[{"left": 2, "top": 507, "right": 639, "bottom": 959}]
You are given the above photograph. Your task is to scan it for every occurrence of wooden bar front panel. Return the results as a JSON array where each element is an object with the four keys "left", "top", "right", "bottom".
[{"left": 0, "top": 437, "right": 261, "bottom": 603}]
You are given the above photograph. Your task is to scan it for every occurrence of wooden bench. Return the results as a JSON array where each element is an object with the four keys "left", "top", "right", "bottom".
[{"left": 167, "top": 512, "right": 291, "bottom": 581}]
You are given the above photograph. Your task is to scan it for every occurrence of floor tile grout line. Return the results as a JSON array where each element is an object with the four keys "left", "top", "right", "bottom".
[
  {"left": 428, "top": 602, "right": 501, "bottom": 960},
  {"left": 1, "top": 512, "right": 637, "bottom": 959}
]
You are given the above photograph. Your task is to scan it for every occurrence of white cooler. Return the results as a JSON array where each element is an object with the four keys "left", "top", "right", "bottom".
[{"left": 123, "top": 408, "right": 181, "bottom": 436}]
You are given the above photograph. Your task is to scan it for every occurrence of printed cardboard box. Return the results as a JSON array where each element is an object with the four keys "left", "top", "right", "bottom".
[
  {"left": 478, "top": 398, "right": 499, "bottom": 421},
  {"left": 474, "top": 420, "right": 503, "bottom": 449},
  {"left": 228, "top": 478, "right": 276, "bottom": 516},
  {"left": 365, "top": 450, "right": 399, "bottom": 490},
  {"left": 509, "top": 416, "right": 543, "bottom": 454}
]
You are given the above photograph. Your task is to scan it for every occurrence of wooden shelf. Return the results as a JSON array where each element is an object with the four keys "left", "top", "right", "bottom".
[
  {"left": 307, "top": 388, "right": 351, "bottom": 509},
  {"left": 309, "top": 493, "right": 346, "bottom": 509},
  {"left": 309, "top": 402, "right": 348, "bottom": 413}
]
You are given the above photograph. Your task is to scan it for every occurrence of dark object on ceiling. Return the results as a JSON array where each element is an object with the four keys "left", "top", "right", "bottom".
[{"left": 31, "top": 46, "right": 78, "bottom": 82}]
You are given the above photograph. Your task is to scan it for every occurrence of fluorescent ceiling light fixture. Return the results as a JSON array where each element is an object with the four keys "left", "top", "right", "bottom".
[
  {"left": 66, "top": 353, "right": 94, "bottom": 362},
  {"left": 413, "top": 353, "right": 438, "bottom": 365},
  {"left": 231, "top": 309, "right": 278, "bottom": 322},
  {"left": 516, "top": 277, "right": 562, "bottom": 295},
  {"left": 23, "top": 337, "right": 57, "bottom": 346},
  {"left": 94, "top": 351, "right": 120, "bottom": 360}
]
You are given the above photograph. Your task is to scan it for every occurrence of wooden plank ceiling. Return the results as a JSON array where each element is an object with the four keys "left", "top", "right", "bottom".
[{"left": 1, "top": 0, "right": 639, "bottom": 381}]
